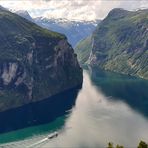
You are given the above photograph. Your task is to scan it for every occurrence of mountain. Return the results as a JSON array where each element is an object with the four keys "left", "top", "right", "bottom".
[
  {"left": 76, "top": 8, "right": 148, "bottom": 79},
  {"left": 13, "top": 10, "right": 100, "bottom": 47},
  {"left": 34, "top": 17, "right": 100, "bottom": 47},
  {"left": 0, "top": 8, "right": 82, "bottom": 112},
  {"left": 15, "top": 10, "right": 34, "bottom": 22},
  {"left": 0, "top": 5, "right": 7, "bottom": 11},
  {"left": 75, "top": 35, "right": 93, "bottom": 64}
]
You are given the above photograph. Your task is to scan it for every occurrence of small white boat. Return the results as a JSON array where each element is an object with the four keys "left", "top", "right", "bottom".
[{"left": 47, "top": 132, "right": 58, "bottom": 139}]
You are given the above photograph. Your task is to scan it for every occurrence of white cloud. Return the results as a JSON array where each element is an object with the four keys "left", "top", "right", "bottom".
[{"left": 0, "top": 0, "right": 148, "bottom": 21}]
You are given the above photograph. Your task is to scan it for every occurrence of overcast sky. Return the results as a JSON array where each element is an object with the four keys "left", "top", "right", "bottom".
[{"left": 0, "top": 0, "right": 148, "bottom": 21}]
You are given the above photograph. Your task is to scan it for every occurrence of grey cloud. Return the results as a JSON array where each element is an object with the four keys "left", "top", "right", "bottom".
[{"left": 0, "top": 0, "right": 148, "bottom": 21}]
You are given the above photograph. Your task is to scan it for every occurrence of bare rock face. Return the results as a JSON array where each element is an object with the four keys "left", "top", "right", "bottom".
[{"left": 0, "top": 8, "right": 82, "bottom": 112}]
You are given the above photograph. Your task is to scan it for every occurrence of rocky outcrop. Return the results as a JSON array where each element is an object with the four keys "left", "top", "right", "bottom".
[{"left": 0, "top": 8, "right": 82, "bottom": 112}]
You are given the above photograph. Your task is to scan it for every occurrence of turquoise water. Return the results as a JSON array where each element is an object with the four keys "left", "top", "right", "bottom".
[
  {"left": 0, "top": 116, "right": 65, "bottom": 144},
  {"left": 1, "top": 67, "right": 148, "bottom": 147}
]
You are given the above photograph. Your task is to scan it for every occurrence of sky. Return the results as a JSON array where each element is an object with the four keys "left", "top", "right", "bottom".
[{"left": 0, "top": 0, "right": 148, "bottom": 21}]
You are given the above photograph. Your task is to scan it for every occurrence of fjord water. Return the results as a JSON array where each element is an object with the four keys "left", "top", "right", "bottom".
[{"left": 1, "top": 67, "right": 148, "bottom": 147}]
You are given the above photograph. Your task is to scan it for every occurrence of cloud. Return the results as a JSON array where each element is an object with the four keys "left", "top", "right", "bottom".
[{"left": 0, "top": 0, "right": 148, "bottom": 21}]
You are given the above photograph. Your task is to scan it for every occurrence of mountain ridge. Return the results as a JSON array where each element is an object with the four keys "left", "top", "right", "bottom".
[
  {"left": 15, "top": 10, "right": 34, "bottom": 22},
  {"left": 34, "top": 17, "right": 100, "bottom": 47},
  {"left": 13, "top": 10, "right": 100, "bottom": 47}
]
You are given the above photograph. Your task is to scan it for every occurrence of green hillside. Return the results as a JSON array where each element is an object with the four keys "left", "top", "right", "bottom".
[
  {"left": 76, "top": 8, "right": 148, "bottom": 79},
  {"left": 75, "top": 35, "right": 93, "bottom": 64}
]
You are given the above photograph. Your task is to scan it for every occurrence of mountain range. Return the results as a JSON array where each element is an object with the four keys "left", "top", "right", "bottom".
[{"left": 15, "top": 10, "right": 100, "bottom": 47}]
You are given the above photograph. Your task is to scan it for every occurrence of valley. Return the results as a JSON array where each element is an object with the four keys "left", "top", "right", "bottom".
[{"left": 0, "top": 3, "right": 148, "bottom": 148}]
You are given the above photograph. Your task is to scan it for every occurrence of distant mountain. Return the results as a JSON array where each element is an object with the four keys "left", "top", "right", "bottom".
[
  {"left": 15, "top": 10, "right": 34, "bottom": 22},
  {"left": 75, "top": 8, "right": 148, "bottom": 79},
  {"left": 13, "top": 10, "right": 100, "bottom": 47},
  {"left": 34, "top": 17, "right": 100, "bottom": 47},
  {"left": 75, "top": 35, "right": 93, "bottom": 64},
  {"left": 0, "top": 5, "right": 7, "bottom": 11},
  {"left": 0, "top": 8, "right": 82, "bottom": 112}
]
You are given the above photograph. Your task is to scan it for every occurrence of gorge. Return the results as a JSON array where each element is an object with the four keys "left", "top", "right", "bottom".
[{"left": 0, "top": 4, "right": 148, "bottom": 148}]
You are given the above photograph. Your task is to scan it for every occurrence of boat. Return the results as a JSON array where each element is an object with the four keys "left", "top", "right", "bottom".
[{"left": 47, "top": 132, "right": 58, "bottom": 139}]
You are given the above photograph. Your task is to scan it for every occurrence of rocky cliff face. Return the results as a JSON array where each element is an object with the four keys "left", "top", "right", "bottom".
[{"left": 0, "top": 8, "right": 82, "bottom": 112}]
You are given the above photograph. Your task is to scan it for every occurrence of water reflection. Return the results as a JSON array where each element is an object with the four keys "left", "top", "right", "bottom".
[
  {"left": 42, "top": 70, "right": 148, "bottom": 148},
  {"left": 88, "top": 66, "right": 148, "bottom": 118},
  {"left": 1, "top": 68, "right": 148, "bottom": 147},
  {"left": 0, "top": 86, "right": 81, "bottom": 134}
]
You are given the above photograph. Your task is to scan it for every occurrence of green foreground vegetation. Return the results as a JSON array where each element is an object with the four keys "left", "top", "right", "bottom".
[{"left": 107, "top": 141, "right": 148, "bottom": 148}]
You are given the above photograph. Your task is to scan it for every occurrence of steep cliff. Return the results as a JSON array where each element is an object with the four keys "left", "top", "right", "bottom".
[{"left": 0, "top": 8, "right": 82, "bottom": 112}]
